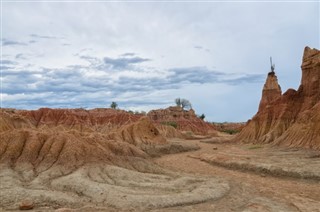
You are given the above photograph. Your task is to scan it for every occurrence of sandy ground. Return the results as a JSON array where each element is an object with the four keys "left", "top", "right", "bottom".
[
  {"left": 0, "top": 141, "right": 225, "bottom": 212},
  {"left": 153, "top": 138, "right": 320, "bottom": 211},
  {"left": 1, "top": 138, "right": 319, "bottom": 211}
]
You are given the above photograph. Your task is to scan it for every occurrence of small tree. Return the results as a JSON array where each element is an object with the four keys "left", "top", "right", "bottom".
[
  {"left": 199, "top": 113, "right": 205, "bottom": 120},
  {"left": 181, "top": 99, "right": 192, "bottom": 110},
  {"left": 175, "top": 98, "right": 192, "bottom": 110},
  {"left": 175, "top": 98, "right": 182, "bottom": 107},
  {"left": 110, "top": 101, "right": 118, "bottom": 109}
]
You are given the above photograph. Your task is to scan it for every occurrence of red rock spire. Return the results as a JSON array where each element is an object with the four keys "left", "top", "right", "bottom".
[{"left": 258, "top": 61, "right": 282, "bottom": 111}]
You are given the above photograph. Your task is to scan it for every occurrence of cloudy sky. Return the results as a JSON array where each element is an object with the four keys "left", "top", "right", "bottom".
[{"left": 1, "top": 1, "right": 319, "bottom": 122}]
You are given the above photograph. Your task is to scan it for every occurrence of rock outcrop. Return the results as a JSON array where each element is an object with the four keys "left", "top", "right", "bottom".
[
  {"left": 258, "top": 71, "right": 282, "bottom": 110},
  {"left": 148, "top": 106, "right": 216, "bottom": 135},
  {"left": 0, "top": 108, "right": 229, "bottom": 211},
  {"left": 235, "top": 47, "right": 320, "bottom": 150},
  {"left": 108, "top": 116, "right": 167, "bottom": 146},
  {"left": 17, "top": 108, "right": 142, "bottom": 133},
  {"left": 0, "top": 108, "right": 165, "bottom": 170}
]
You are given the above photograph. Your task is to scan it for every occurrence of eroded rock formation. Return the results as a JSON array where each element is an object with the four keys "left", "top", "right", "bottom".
[
  {"left": 258, "top": 71, "right": 282, "bottom": 110},
  {"left": 0, "top": 108, "right": 229, "bottom": 211},
  {"left": 148, "top": 106, "right": 216, "bottom": 135},
  {"left": 236, "top": 47, "right": 320, "bottom": 150},
  {"left": 0, "top": 108, "right": 164, "bottom": 171}
]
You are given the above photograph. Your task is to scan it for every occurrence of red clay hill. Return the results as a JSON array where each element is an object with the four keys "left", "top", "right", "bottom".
[
  {"left": 0, "top": 106, "right": 209, "bottom": 171},
  {"left": 0, "top": 108, "right": 165, "bottom": 171},
  {"left": 236, "top": 47, "right": 320, "bottom": 150},
  {"left": 148, "top": 106, "right": 217, "bottom": 136}
]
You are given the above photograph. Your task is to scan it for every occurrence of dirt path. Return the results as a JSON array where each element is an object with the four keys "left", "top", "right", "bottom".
[{"left": 153, "top": 139, "right": 320, "bottom": 212}]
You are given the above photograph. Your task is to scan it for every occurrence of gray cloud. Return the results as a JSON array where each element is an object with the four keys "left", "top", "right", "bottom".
[
  {"left": 0, "top": 60, "right": 18, "bottom": 71},
  {"left": 15, "top": 54, "right": 27, "bottom": 60},
  {"left": 0, "top": 60, "right": 17, "bottom": 65},
  {"left": 30, "top": 34, "right": 62, "bottom": 40},
  {"left": 0, "top": 66, "right": 14, "bottom": 70},
  {"left": 120, "top": 53, "right": 136, "bottom": 57},
  {"left": 1, "top": 38, "right": 27, "bottom": 46},
  {"left": 103, "top": 56, "right": 151, "bottom": 69},
  {"left": 79, "top": 55, "right": 102, "bottom": 67},
  {"left": 222, "top": 74, "right": 264, "bottom": 85},
  {"left": 168, "top": 67, "right": 223, "bottom": 84},
  {"left": 2, "top": 50, "right": 264, "bottom": 97},
  {"left": 194, "top": 45, "right": 210, "bottom": 53}
]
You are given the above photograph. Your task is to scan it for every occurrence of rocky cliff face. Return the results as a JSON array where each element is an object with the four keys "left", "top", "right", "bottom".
[
  {"left": 235, "top": 47, "right": 320, "bottom": 150},
  {"left": 258, "top": 71, "right": 282, "bottom": 110},
  {"left": 0, "top": 108, "right": 165, "bottom": 170},
  {"left": 148, "top": 106, "right": 216, "bottom": 135}
]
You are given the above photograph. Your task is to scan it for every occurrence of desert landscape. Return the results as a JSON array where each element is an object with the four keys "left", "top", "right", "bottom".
[{"left": 0, "top": 46, "right": 319, "bottom": 211}]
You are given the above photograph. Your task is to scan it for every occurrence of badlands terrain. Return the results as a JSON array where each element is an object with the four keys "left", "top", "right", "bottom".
[{"left": 0, "top": 47, "right": 319, "bottom": 211}]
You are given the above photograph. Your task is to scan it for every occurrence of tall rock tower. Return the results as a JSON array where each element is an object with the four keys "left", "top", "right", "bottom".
[
  {"left": 235, "top": 47, "right": 320, "bottom": 150},
  {"left": 258, "top": 70, "right": 282, "bottom": 111}
]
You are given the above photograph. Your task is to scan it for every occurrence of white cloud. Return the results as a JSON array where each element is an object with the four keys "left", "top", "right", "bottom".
[{"left": 1, "top": 2, "right": 319, "bottom": 121}]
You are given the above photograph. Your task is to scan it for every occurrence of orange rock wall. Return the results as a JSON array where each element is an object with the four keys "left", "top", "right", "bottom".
[
  {"left": 0, "top": 108, "right": 165, "bottom": 169},
  {"left": 148, "top": 106, "right": 216, "bottom": 135},
  {"left": 236, "top": 47, "right": 320, "bottom": 150}
]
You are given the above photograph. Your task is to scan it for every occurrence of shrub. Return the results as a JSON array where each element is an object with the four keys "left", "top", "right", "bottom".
[
  {"left": 161, "top": 121, "right": 178, "bottom": 129},
  {"left": 222, "top": 129, "right": 240, "bottom": 135},
  {"left": 110, "top": 102, "right": 118, "bottom": 109},
  {"left": 175, "top": 98, "right": 192, "bottom": 110},
  {"left": 198, "top": 114, "right": 205, "bottom": 120},
  {"left": 248, "top": 144, "right": 263, "bottom": 150}
]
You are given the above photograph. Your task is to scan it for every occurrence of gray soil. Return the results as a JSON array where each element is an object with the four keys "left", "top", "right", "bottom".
[
  {"left": 1, "top": 139, "right": 319, "bottom": 211},
  {"left": 154, "top": 138, "right": 320, "bottom": 212}
]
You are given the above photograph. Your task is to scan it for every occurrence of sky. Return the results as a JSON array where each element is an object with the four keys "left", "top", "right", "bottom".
[{"left": 1, "top": 1, "right": 319, "bottom": 122}]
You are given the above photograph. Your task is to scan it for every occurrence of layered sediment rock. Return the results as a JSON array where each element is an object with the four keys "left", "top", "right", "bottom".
[
  {"left": 236, "top": 47, "right": 320, "bottom": 150},
  {"left": 0, "top": 108, "right": 229, "bottom": 211},
  {"left": 0, "top": 108, "right": 164, "bottom": 170},
  {"left": 148, "top": 106, "right": 216, "bottom": 135},
  {"left": 258, "top": 71, "right": 282, "bottom": 110}
]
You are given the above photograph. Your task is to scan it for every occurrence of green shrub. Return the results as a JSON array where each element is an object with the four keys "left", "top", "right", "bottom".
[
  {"left": 222, "top": 129, "right": 240, "bottom": 135},
  {"left": 110, "top": 102, "right": 118, "bottom": 109},
  {"left": 248, "top": 144, "right": 263, "bottom": 150},
  {"left": 185, "top": 131, "right": 193, "bottom": 137},
  {"left": 161, "top": 121, "right": 178, "bottom": 129}
]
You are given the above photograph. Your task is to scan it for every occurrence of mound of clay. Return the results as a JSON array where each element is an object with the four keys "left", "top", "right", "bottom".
[
  {"left": 0, "top": 109, "right": 169, "bottom": 170},
  {"left": 14, "top": 108, "right": 142, "bottom": 133},
  {"left": 156, "top": 124, "right": 184, "bottom": 138},
  {"left": 108, "top": 116, "right": 167, "bottom": 146},
  {"left": 0, "top": 108, "right": 229, "bottom": 211},
  {"left": 236, "top": 47, "right": 320, "bottom": 150},
  {"left": 148, "top": 106, "right": 217, "bottom": 135}
]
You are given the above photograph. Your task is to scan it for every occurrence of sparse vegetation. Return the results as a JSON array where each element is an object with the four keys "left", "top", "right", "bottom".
[
  {"left": 248, "top": 144, "right": 263, "bottom": 150},
  {"left": 175, "top": 98, "right": 182, "bottom": 107},
  {"left": 185, "top": 131, "right": 194, "bottom": 137},
  {"left": 222, "top": 129, "right": 240, "bottom": 135},
  {"left": 175, "top": 98, "right": 192, "bottom": 110},
  {"left": 110, "top": 102, "right": 118, "bottom": 109},
  {"left": 212, "top": 122, "right": 244, "bottom": 135},
  {"left": 161, "top": 121, "right": 178, "bottom": 129},
  {"left": 198, "top": 113, "right": 205, "bottom": 120}
]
